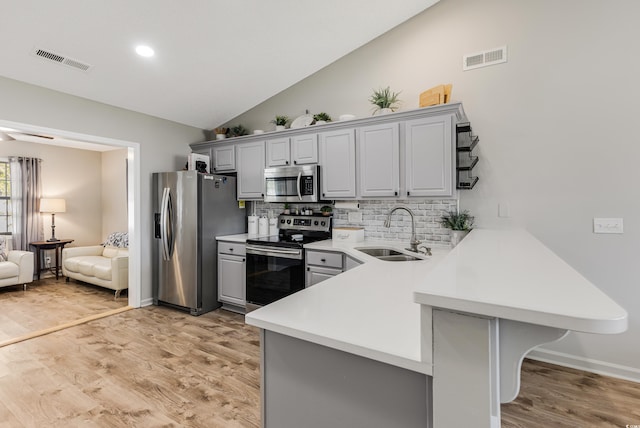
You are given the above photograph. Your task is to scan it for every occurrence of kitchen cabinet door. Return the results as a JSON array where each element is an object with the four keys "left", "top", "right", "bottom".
[
  {"left": 291, "top": 134, "right": 318, "bottom": 165},
  {"left": 319, "top": 129, "right": 356, "bottom": 199},
  {"left": 237, "top": 141, "right": 266, "bottom": 200},
  {"left": 266, "top": 137, "right": 291, "bottom": 167},
  {"left": 218, "top": 253, "right": 246, "bottom": 307},
  {"left": 306, "top": 265, "right": 342, "bottom": 287},
  {"left": 212, "top": 144, "right": 236, "bottom": 172},
  {"left": 358, "top": 123, "right": 400, "bottom": 198},
  {"left": 404, "top": 115, "right": 454, "bottom": 198}
]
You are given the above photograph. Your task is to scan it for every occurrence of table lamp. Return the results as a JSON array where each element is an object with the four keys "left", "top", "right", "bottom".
[{"left": 40, "top": 198, "right": 66, "bottom": 242}]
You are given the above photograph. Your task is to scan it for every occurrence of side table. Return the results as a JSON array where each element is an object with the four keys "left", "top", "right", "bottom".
[{"left": 29, "top": 239, "right": 74, "bottom": 280}]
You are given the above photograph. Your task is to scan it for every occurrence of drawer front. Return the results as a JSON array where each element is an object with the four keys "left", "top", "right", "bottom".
[
  {"left": 218, "top": 241, "right": 246, "bottom": 256},
  {"left": 306, "top": 250, "right": 343, "bottom": 269}
]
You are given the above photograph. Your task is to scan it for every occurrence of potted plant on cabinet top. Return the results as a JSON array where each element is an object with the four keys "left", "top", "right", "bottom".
[
  {"left": 440, "top": 210, "right": 474, "bottom": 247},
  {"left": 313, "top": 112, "right": 332, "bottom": 125},
  {"left": 213, "top": 127, "right": 227, "bottom": 140},
  {"left": 229, "top": 124, "right": 249, "bottom": 137},
  {"left": 271, "top": 115, "right": 289, "bottom": 131},
  {"left": 369, "top": 86, "right": 401, "bottom": 115}
]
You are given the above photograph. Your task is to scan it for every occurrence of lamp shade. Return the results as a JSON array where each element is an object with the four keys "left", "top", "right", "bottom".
[{"left": 40, "top": 198, "right": 66, "bottom": 213}]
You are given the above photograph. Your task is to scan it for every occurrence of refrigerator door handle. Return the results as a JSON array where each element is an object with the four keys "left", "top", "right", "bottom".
[{"left": 160, "top": 187, "right": 174, "bottom": 260}]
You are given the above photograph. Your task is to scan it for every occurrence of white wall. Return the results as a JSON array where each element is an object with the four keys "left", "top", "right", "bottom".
[
  {"left": 0, "top": 140, "right": 103, "bottom": 246},
  {"left": 101, "top": 148, "right": 128, "bottom": 239},
  {"left": 223, "top": 0, "right": 640, "bottom": 379},
  {"left": 0, "top": 76, "right": 205, "bottom": 303}
]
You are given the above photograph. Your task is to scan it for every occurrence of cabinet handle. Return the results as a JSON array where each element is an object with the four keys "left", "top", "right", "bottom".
[
  {"left": 321, "top": 258, "right": 326, "bottom": 262},
  {"left": 307, "top": 267, "right": 310, "bottom": 271},
  {"left": 213, "top": 167, "right": 217, "bottom": 171},
  {"left": 285, "top": 161, "right": 289, "bottom": 165},
  {"left": 394, "top": 191, "right": 398, "bottom": 196},
  {"left": 242, "top": 258, "right": 245, "bottom": 262},
  {"left": 261, "top": 193, "right": 264, "bottom": 197},
  {"left": 294, "top": 160, "right": 297, "bottom": 164},
  {"left": 322, "top": 193, "right": 325, "bottom": 197},
  {"left": 407, "top": 191, "right": 410, "bottom": 196},
  {"left": 229, "top": 248, "right": 233, "bottom": 251}
]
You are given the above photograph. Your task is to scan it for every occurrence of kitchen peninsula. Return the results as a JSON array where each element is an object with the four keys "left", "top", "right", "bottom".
[{"left": 245, "top": 229, "right": 628, "bottom": 428}]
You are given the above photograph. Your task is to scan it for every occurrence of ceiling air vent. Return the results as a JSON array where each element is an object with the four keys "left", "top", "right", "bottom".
[
  {"left": 32, "top": 47, "right": 93, "bottom": 72},
  {"left": 463, "top": 46, "right": 507, "bottom": 71}
]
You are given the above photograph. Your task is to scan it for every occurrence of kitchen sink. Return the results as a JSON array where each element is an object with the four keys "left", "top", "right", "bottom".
[{"left": 355, "top": 247, "right": 423, "bottom": 262}]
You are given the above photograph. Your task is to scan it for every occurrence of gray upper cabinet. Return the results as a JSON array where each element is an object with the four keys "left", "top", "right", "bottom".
[
  {"left": 319, "top": 129, "right": 356, "bottom": 199},
  {"left": 358, "top": 122, "right": 400, "bottom": 198},
  {"left": 212, "top": 144, "right": 236, "bottom": 172},
  {"left": 404, "top": 115, "right": 454, "bottom": 198},
  {"left": 266, "top": 137, "right": 291, "bottom": 167},
  {"left": 190, "top": 103, "right": 468, "bottom": 201},
  {"left": 291, "top": 134, "right": 318, "bottom": 165},
  {"left": 237, "top": 141, "right": 266, "bottom": 200}
]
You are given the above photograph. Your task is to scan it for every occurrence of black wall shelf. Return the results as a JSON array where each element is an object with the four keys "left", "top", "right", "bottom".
[{"left": 456, "top": 122, "right": 479, "bottom": 189}]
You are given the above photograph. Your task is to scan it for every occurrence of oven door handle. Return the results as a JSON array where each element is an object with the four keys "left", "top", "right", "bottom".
[{"left": 246, "top": 245, "right": 303, "bottom": 258}]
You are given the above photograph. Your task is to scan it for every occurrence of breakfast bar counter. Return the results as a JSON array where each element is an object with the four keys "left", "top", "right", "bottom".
[{"left": 245, "top": 229, "right": 627, "bottom": 428}]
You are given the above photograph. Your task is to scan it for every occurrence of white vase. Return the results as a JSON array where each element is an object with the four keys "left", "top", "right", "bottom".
[
  {"left": 379, "top": 108, "right": 393, "bottom": 115},
  {"left": 315, "top": 120, "right": 327, "bottom": 125},
  {"left": 450, "top": 230, "right": 470, "bottom": 247},
  {"left": 215, "top": 134, "right": 226, "bottom": 140},
  {"left": 275, "top": 125, "right": 285, "bottom": 131}
]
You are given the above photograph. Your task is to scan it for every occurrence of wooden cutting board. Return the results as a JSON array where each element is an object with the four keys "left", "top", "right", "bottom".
[{"left": 419, "top": 84, "right": 452, "bottom": 107}]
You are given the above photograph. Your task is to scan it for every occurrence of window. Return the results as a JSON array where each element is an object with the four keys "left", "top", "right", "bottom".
[{"left": 0, "top": 161, "right": 11, "bottom": 235}]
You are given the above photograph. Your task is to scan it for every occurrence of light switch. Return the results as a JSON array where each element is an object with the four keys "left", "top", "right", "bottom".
[
  {"left": 348, "top": 211, "right": 363, "bottom": 223},
  {"left": 593, "top": 218, "right": 623, "bottom": 234}
]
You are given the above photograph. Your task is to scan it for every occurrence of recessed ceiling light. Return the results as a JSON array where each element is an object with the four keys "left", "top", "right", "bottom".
[{"left": 135, "top": 45, "right": 155, "bottom": 58}]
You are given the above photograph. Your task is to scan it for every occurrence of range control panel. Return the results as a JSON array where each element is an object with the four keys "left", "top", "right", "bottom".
[{"left": 279, "top": 214, "right": 331, "bottom": 233}]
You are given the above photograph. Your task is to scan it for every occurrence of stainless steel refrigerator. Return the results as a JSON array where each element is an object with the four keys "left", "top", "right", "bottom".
[{"left": 153, "top": 170, "right": 245, "bottom": 315}]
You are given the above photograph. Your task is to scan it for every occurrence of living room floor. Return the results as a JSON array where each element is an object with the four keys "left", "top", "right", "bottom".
[{"left": 0, "top": 293, "right": 638, "bottom": 427}]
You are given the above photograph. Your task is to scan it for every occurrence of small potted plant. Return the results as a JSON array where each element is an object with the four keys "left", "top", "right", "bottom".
[
  {"left": 440, "top": 210, "right": 474, "bottom": 246},
  {"left": 229, "top": 124, "right": 249, "bottom": 137},
  {"left": 213, "top": 127, "right": 227, "bottom": 140},
  {"left": 283, "top": 203, "right": 290, "bottom": 215},
  {"left": 320, "top": 205, "right": 333, "bottom": 216},
  {"left": 369, "top": 86, "right": 401, "bottom": 114},
  {"left": 271, "top": 115, "right": 289, "bottom": 131},
  {"left": 313, "top": 112, "right": 332, "bottom": 125}
]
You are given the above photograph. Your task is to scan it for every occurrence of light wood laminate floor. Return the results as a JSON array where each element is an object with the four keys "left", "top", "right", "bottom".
[
  {"left": 0, "top": 277, "right": 128, "bottom": 343},
  {"left": 0, "top": 305, "right": 638, "bottom": 427}
]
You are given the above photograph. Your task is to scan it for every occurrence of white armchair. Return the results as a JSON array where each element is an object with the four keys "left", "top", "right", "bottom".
[
  {"left": 62, "top": 245, "right": 128, "bottom": 298},
  {"left": 0, "top": 250, "right": 35, "bottom": 290}
]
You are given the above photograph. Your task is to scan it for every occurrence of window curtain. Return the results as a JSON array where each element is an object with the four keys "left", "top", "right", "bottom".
[{"left": 9, "top": 157, "right": 43, "bottom": 250}]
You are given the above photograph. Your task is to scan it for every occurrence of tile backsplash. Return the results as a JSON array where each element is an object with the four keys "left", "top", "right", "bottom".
[{"left": 251, "top": 199, "right": 458, "bottom": 245}]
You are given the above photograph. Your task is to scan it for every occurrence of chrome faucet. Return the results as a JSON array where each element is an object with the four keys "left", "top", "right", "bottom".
[{"left": 384, "top": 205, "right": 421, "bottom": 253}]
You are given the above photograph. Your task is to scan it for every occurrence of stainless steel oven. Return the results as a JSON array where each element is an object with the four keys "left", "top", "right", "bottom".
[
  {"left": 264, "top": 165, "right": 320, "bottom": 203},
  {"left": 245, "top": 214, "right": 332, "bottom": 311},
  {"left": 245, "top": 244, "right": 305, "bottom": 311}
]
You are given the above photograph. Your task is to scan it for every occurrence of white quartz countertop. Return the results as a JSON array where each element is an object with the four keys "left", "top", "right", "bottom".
[
  {"left": 413, "top": 229, "right": 628, "bottom": 334},
  {"left": 244, "top": 229, "right": 628, "bottom": 374}
]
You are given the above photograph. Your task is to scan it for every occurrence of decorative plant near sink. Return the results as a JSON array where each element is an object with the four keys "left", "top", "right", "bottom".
[{"left": 440, "top": 210, "right": 474, "bottom": 247}]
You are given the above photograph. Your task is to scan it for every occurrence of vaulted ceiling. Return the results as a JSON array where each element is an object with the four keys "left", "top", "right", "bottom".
[{"left": 1, "top": 1, "right": 439, "bottom": 130}]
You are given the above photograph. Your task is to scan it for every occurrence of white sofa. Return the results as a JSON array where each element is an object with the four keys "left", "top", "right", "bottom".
[
  {"left": 62, "top": 245, "right": 128, "bottom": 298},
  {"left": 0, "top": 251, "right": 35, "bottom": 291}
]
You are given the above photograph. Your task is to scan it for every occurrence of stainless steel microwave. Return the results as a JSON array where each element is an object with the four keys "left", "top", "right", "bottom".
[{"left": 264, "top": 165, "right": 320, "bottom": 203}]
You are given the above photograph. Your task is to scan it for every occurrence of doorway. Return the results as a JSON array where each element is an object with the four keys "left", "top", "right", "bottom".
[{"left": 0, "top": 119, "right": 141, "bottom": 309}]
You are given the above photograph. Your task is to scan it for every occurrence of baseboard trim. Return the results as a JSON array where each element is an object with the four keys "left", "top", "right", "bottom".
[
  {"left": 527, "top": 348, "right": 640, "bottom": 384},
  {"left": 140, "top": 297, "right": 154, "bottom": 307}
]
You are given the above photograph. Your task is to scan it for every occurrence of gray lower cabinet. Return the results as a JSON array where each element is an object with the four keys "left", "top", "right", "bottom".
[
  {"left": 217, "top": 241, "right": 246, "bottom": 312},
  {"left": 262, "top": 330, "right": 429, "bottom": 428},
  {"left": 305, "top": 250, "right": 344, "bottom": 287}
]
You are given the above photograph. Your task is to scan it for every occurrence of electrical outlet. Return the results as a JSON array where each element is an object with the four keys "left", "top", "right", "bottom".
[
  {"left": 45, "top": 256, "right": 51, "bottom": 267},
  {"left": 593, "top": 218, "right": 623, "bottom": 234}
]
